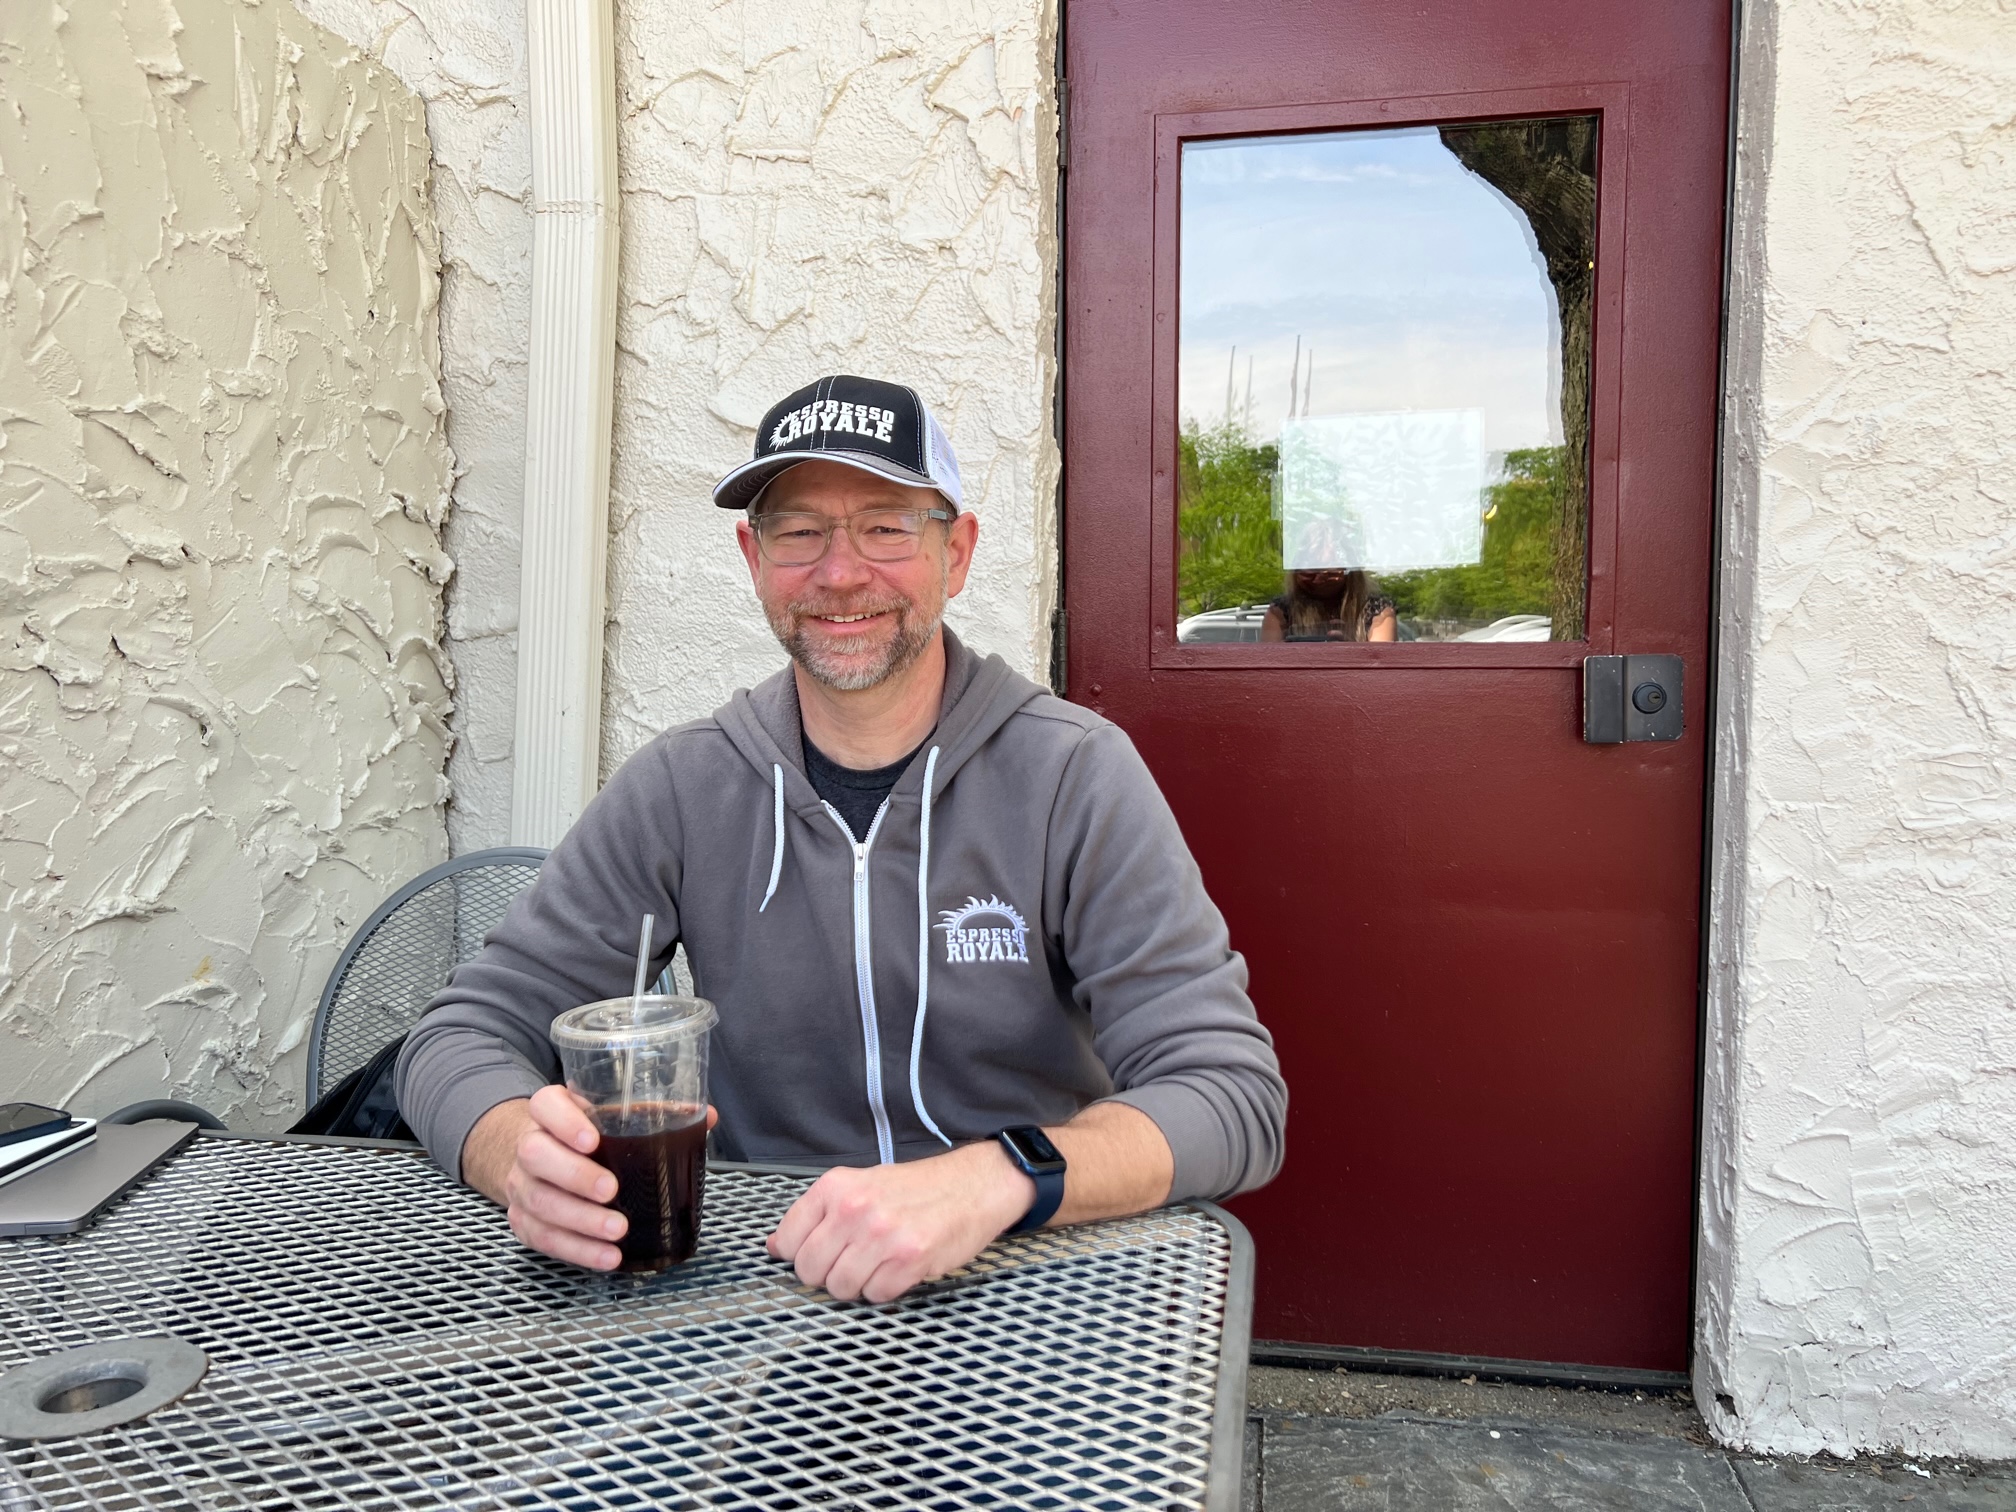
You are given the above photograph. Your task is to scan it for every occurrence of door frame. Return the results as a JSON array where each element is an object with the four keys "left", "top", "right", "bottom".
[{"left": 1689, "top": 0, "right": 1750, "bottom": 1401}]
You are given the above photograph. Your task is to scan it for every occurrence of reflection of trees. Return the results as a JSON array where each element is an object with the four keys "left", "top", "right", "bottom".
[
  {"left": 1177, "top": 423, "right": 1281, "bottom": 614},
  {"left": 1439, "top": 117, "right": 1596, "bottom": 639},
  {"left": 1177, "top": 427, "right": 1567, "bottom": 631},
  {"left": 1383, "top": 447, "right": 1563, "bottom": 624}
]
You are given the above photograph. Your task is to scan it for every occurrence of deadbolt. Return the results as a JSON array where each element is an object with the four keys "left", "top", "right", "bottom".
[{"left": 1584, "top": 655, "right": 1683, "bottom": 743}]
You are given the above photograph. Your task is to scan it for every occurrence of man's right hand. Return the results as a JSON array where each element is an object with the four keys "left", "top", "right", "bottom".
[
  {"left": 465, "top": 1089, "right": 725, "bottom": 1270},
  {"left": 463, "top": 1087, "right": 629, "bottom": 1270}
]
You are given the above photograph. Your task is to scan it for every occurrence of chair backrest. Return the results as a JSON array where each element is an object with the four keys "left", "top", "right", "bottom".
[{"left": 306, "top": 848, "right": 548, "bottom": 1103}]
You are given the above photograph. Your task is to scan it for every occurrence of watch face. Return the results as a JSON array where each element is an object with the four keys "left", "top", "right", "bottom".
[{"left": 1002, "top": 1126, "right": 1065, "bottom": 1171}]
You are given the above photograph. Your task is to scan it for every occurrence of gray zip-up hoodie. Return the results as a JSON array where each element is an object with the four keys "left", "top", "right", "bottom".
[{"left": 396, "top": 630, "right": 1286, "bottom": 1201}]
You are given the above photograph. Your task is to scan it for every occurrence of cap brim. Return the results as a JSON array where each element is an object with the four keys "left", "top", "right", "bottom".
[{"left": 712, "top": 450, "right": 947, "bottom": 511}]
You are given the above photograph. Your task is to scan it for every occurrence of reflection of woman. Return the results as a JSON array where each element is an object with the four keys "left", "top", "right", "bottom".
[{"left": 1261, "top": 568, "right": 1398, "bottom": 642}]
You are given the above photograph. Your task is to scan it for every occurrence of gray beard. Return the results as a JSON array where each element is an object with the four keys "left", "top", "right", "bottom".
[{"left": 768, "top": 578, "right": 946, "bottom": 692}]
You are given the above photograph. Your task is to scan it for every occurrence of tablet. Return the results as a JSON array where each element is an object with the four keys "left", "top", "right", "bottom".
[{"left": 0, "top": 1121, "right": 198, "bottom": 1237}]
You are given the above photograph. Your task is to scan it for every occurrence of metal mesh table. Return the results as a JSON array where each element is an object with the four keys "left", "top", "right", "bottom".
[{"left": 0, "top": 1136, "right": 1251, "bottom": 1510}]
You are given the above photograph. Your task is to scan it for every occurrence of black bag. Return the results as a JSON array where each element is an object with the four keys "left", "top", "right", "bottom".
[{"left": 289, "top": 1035, "right": 417, "bottom": 1142}]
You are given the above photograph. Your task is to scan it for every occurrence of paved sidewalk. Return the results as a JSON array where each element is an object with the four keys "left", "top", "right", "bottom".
[{"left": 1241, "top": 1368, "right": 2016, "bottom": 1511}]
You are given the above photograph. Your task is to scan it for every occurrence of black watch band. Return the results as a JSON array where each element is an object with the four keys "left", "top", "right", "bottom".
[{"left": 996, "top": 1125, "right": 1067, "bottom": 1234}]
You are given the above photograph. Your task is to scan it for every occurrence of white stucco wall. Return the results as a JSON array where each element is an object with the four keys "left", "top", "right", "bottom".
[
  {"left": 598, "top": 0, "right": 1061, "bottom": 763},
  {"left": 0, "top": 0, "right": 454, "bottom": 1125},
  {"left": 1699, "top": 0, "right": 2016, "bottom": 1460},
  {"left": 291, "top": 0, "right": 532, "bottom": 852}
]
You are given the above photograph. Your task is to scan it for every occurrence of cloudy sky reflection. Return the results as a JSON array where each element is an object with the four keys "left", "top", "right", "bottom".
[{"left": 1179, "top": 127, "right": 1565, "bottom": 454}]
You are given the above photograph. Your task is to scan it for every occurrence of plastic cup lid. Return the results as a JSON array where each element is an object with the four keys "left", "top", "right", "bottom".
[{"left": 550, "top": 995, "right": 717, "bottom": 1051}]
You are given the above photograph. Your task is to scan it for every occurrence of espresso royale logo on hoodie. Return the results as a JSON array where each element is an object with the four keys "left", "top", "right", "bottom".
[{"left": 936, "top": 896, "right": 1030, "bottom": 966}]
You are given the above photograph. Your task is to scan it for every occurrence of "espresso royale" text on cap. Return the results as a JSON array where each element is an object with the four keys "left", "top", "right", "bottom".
[{"left": 711, "top": 374, "right": 963, "bottom": 514}]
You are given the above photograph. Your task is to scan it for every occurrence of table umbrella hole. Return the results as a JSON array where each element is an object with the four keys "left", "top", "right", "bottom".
[
  {"left": 40, "top": 1370, "right": 145, "bottom": 1414},
  {"left": 0, "top": 1339, "right": 209, "bottom": 1441}
]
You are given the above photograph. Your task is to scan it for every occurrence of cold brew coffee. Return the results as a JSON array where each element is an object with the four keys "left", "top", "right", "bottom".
[{"left": 598, "top": 1108, "right": 707, "bottom": 1271}]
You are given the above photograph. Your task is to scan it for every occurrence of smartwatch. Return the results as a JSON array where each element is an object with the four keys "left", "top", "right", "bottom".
[{"left": 995, "top": 1125, "right": 1067, "bottom": 1234}]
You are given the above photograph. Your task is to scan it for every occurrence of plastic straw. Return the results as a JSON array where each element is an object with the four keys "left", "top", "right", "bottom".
[
  {"left": 624, "top": 914, "right": 654, "bottom": 1128},
  {"left": 631, "top": 914, "right": 655, "bottom": 1009}
]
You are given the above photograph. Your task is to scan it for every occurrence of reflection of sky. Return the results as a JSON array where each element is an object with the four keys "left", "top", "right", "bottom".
[{"left": 1180, "top": 128, "right": 1564, "bottom": 451}]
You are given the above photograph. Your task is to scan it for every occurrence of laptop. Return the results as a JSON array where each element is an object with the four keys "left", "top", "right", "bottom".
[
  {"left": 0, "top": 1121, "right": 199, "bottom": 1237},
  {"left": 0, "top": 1118, "right": 98, "bottom": 1189}
]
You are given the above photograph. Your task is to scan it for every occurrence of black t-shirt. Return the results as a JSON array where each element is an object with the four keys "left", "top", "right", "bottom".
[{"left": 802, "top": 733, "right": 931, "bottom": 841}]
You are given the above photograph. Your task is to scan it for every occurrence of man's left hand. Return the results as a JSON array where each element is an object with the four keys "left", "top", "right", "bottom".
[{"left": 767, "top": 1140, "right": 1034, "bottom": 1303}]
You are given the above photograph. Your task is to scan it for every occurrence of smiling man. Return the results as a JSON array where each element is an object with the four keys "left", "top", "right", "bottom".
[{"left": 397, "top": 375, "right": 1286, "bottom": 1301}]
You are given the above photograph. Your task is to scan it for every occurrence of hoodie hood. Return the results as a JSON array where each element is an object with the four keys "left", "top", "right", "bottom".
[{"left": 713, "top": 627, "right": 1046, "bottom": 815}]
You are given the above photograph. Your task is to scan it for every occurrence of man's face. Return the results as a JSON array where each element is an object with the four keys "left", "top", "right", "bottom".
[{"left": 736, "top": 460, "right": 979, "bottom": 692}]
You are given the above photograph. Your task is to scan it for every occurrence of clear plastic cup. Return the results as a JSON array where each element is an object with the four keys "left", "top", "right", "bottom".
[{"left": 549, "top": 995, "right": 718, "bottom": 1272}]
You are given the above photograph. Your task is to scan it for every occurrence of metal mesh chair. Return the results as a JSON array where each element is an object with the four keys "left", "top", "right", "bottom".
[{"left": 304, "top": 848, "right": 547, "bottom": 1103}]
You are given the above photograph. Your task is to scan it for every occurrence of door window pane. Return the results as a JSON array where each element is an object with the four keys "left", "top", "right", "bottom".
[{"left": 1176, "top": 117, "right": 1598, "bottom": 644}]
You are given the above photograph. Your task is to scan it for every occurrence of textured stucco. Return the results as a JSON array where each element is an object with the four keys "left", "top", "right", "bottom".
[
  {"left": 1699, "top": 0, "right": 2016, "bottom": 1459},
  {"left": 292, "top": 0, "right": 1058, "bottom": 833},
  {"left": 0, "top": 0, "right": 454, "bottom": 1125},
  {"left": 291, "top": 0, "right": 531, "bottom": 852},
  {"left": 599, "top": 0, "right": 1061, "bottom": 763}
]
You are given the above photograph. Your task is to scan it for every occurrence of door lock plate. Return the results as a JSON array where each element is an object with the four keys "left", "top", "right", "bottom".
[{"left": 1583, "top": 655, "right": 1683, "bottom": 743}]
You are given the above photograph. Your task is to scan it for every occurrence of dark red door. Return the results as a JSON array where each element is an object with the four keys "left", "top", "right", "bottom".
[{"left": 1065, "top": 2, "right": 1729, "bottom": 1370}]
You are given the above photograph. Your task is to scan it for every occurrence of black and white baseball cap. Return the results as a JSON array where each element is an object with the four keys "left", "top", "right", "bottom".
[{"left": 712, "top": 375, "right": 963, "bottom": 513}]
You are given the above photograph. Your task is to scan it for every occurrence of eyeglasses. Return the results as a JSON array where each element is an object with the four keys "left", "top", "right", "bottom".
[{"left": 749, "top": 507, "right": 954, "bottom": 566}]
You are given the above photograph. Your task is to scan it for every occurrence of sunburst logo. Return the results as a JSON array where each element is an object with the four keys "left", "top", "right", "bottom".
[{"left": 934, "top": 894, "right": 1030, "bottom": 966}]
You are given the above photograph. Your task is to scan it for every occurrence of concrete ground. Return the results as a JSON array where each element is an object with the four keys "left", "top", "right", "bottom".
[{"left": 1241, "top": 1366, "right": 2016, "bottom": 1510}]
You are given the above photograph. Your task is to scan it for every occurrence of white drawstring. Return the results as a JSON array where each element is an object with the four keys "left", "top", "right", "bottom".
[
  {"left": 910, "top": 746, "right": 952, "bottom": 1147},
  {"left": 758, "top": 762, "right": 785, "bottom": 912}
]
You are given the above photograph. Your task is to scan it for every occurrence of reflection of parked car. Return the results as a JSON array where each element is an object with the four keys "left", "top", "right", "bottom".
[
  {"left": 1176, "top": 604, "right": 1272, "bottom": 643},
  {"left": 1178, "top": 602, "right": 1426, "bottom": 642},
  {"left": 1456, "top": 614, "right": 1552, "bottom": 642},
  {"left": 1177, "top": 604, "right": 1549, "bottom": 644}
]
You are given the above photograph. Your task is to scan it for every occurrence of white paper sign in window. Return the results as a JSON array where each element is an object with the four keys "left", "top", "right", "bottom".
[{"left": 1278, "top": 409, "right": 1486, "bottom": 573}]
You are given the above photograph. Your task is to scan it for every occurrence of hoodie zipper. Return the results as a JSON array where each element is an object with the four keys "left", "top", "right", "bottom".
[{"left": 823, "top": 800, "right": 896, "bottom": 1165}]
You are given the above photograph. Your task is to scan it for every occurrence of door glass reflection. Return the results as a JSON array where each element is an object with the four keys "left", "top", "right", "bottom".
[{"left": 1176, "top": 117, "right": 1598, "bottom": 644}]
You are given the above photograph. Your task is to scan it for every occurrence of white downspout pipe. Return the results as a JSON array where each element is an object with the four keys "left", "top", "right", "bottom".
[{"left": 510, "top": 0, "right": 619, "bottom": 846}]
